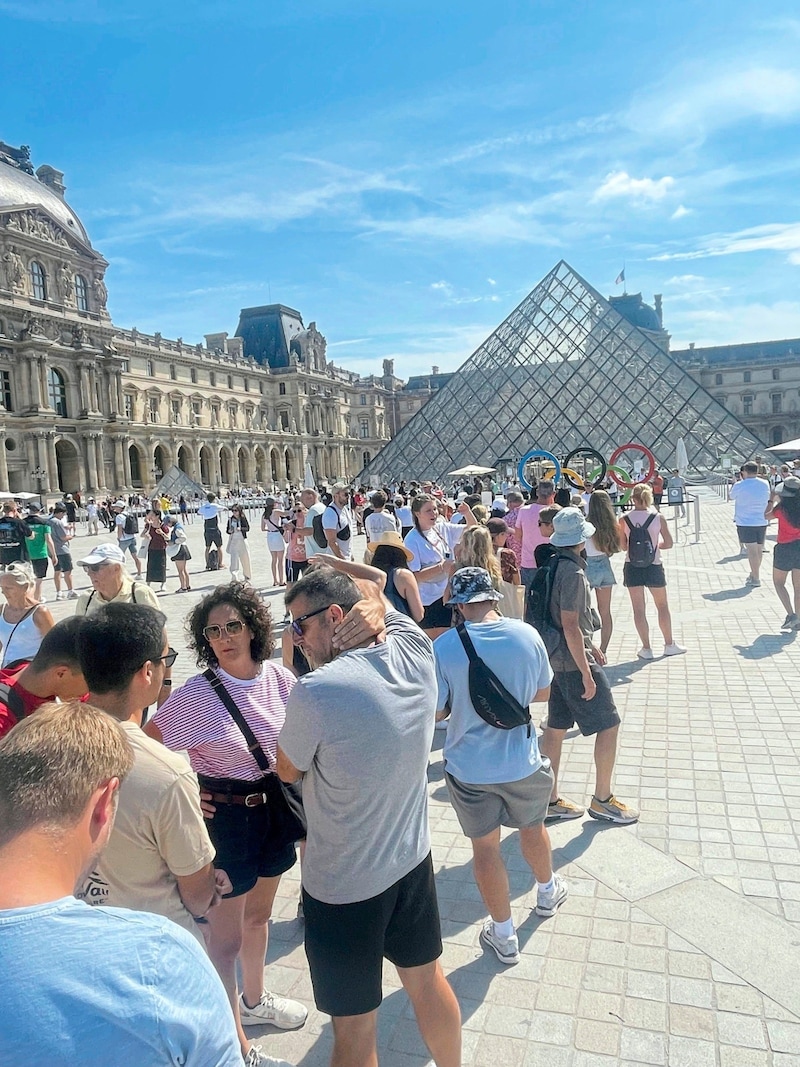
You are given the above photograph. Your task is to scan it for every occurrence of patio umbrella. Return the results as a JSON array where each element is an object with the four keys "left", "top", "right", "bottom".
[
  {"left": 675, "top": 438, "right": 689, "bottom": 471},
  {"left": 766, "top": 438, "right": 800, "bottom": 452},
  {"left": 447, "top": 464, "right": 497, "bottom": 478},
  {"left": 303, "top": 461, "right": 316, "bottom": 489}
]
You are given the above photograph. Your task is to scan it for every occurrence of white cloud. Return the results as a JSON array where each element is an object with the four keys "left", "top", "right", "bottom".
[
  {"left": 430, "top": 281, "right": 454, "bottom": 297},
  {"left": 670, "top": 300, "right": 800, "bottom": 348},
  {"left": 651, "top": 221, "right": 800, "bottom": 262},
  {"left": 671, "top": 205, "right": 691, "bottom": 220},
  {"left": 628, "top": 66, "right": 800, "bottom": 140},
  {"left": 665, "top": 274, "right": 706, "bottom": 286},
  {"left": 487, "top": 277, "right": 497, "bottom": 286},
  {"left": 592, "top": 171, "right": 675, "bottom": 203}
]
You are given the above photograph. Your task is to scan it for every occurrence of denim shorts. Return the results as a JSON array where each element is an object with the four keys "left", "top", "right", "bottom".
[{"left": 585, "top": 554, "right": 616, "bottom": 589}]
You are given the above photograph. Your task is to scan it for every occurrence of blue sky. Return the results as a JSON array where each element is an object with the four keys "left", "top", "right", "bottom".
[{"left": 3, "top": 0, "right": 800, "bottom": 377}]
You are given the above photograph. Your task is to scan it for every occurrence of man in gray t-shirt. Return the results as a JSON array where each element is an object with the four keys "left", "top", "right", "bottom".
[{"left": 278, "top": 569, "right": 461, "bottom": 1065}]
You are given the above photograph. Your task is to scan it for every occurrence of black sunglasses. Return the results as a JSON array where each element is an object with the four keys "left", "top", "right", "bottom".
[
  {"left": 290, "top": 604, "right": 330, "bottom": 638},
  {"left": 152, "top": 647, "right": 178, "bottom": 668},
  {"left": 82, "top": 561, "right": 112, "bottom": 573}
]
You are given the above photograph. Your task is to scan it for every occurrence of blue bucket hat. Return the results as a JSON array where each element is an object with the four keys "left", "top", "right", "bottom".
[
  {"left": 448, "top": 567, "right": 503, "bottom": 604},
  {"left": 549, "top": 506, "right": 595, "bottom": 547}
]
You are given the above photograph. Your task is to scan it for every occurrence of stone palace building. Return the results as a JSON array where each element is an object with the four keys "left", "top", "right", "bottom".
[{"left": 0, "top": 141, "right": 393, "bottom": 499}]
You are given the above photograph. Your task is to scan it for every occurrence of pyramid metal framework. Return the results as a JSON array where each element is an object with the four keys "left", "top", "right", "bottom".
[
  {"left": 154, "top": 465, "right": 206, "bottom": 501},
  {"left": 361, "top": 261, "right": 765, "bottom": 484}
]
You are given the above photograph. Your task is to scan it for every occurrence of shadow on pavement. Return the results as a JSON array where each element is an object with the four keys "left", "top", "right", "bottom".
[
  {"left": 733, "top": 631, "right": 797, "bottom": 659},
  {"left": 702, "top": 587, "right": 751, "bottom": 601},
  {"left": 604, "top": 658, "right": 655, "bottom": 687}
]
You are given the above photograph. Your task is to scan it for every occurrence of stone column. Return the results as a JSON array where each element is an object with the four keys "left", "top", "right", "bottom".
[
  {"left": 46, "top": 432, "right": 58, "bottom": 491},
  {"left": 94, "top": 435, "right": 107, "bottom": 490},
  {"left": 78, "top": 361, "right": 92, "bottom": 417},
  {"left": 24, "top": 353, "right": 43, "bottom": 410},
  {"left": 0, "top": 426, "right": 8, "bottom": 493},
  {"left": 122, "top": 438, "right": 132, "bottom": 489},
  {"left": 82, "top": 433, "right": 99, "bottom": 491},
  {"left": 112, "top": 435, "right": 126, "bottom": 489}
]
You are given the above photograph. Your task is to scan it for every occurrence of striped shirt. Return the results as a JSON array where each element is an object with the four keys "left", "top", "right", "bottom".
[{"left": 152, "top": 663, "right": 295, "bottom": 781}]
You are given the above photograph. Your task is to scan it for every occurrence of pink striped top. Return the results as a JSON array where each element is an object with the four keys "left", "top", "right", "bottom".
[{"left": 152, "top": 662, "right": 295, "bottom": 781}]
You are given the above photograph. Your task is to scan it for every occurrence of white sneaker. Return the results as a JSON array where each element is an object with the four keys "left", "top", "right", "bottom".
[
  {"left": 664, "top": 643, "right": 687, "bottom": 656},
  {"left": 479, "top": 917, "right": 519, "bottom": 965},
  {"left": 67, "top": 590, "right": 79, "bottom": 599},
  {"left": 244, "top": 1047, "right": 292, "bottom": 1067},
  {"left": 535, "top": 874, "right": 569, "bottom": 917},
  {"left": 239, "top": 991, "right": 307, "bottom": 1030},
  {"left": 55, "top": 591, "right": 66, "bottom": 601},
  {"left": 38, "top": 596, "right": 47, "bottom": 604},
  {"left": 637, "top": 647, "right": 655, "bottom": 660}
]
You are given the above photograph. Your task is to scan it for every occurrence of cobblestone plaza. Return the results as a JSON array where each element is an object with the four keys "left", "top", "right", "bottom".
[{"left": 46, "top": 489, "right": 800, "bottom": 1066}]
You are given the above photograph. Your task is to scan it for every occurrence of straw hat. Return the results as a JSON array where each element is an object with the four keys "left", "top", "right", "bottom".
[{"left": 367, "top": 530, "right": 414, "bottom": 561}]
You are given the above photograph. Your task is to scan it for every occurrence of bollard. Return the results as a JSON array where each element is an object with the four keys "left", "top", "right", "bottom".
[{"left": 693, "top": 493, "right": 701, "bottom": 543}]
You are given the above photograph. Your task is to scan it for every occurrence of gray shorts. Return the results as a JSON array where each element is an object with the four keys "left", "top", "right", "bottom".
[{"left": 445, "top": 763, "right": 554, "bottom": 839}]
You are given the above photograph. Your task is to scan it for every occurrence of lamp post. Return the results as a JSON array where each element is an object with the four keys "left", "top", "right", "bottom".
[{"left": 33, "top": 465, "right": 47, "bottom": 506}]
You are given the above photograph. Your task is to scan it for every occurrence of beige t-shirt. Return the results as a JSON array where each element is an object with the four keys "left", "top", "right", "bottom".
[
  {"left": 74, "top": 574, "right": 161, "bottom": 616},
  {"left": 79, "top": 722, "right": 215, "bottom": 942}
]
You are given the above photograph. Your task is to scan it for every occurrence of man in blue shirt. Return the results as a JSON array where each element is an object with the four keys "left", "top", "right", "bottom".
[
  {"left": 0, "top": 700, "right": 245, "bottom": 1067},
  {"left": 435, "top": 568, "right": 568, "bottom": 966}
]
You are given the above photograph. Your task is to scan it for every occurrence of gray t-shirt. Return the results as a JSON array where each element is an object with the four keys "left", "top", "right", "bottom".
[
  {"left": 548, "top": 550, "right": 593, "bottom": 672},
  {"left": 48, "top": 516, "right": 71, "bottom": 556},
  {"left": 278, "top": 611, "right": 435, "bottom": 904}
]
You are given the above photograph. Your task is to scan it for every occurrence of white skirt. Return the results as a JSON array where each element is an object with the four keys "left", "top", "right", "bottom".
[{"left": 267, "top": 532, "right": 285, "bottom": 553}]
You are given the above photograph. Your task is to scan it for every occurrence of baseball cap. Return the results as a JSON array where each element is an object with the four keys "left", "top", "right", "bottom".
[
  {"left": 448, "top": 567, "right": 503, "bottom": 604},
  {"left": 111, "top": 500, "right": 126, "bottom": 509},
  {"left": 77, "top": 543, "right": 125, "bottom": 566}
]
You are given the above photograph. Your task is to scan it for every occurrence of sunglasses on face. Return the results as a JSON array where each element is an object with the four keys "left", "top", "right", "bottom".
[
  {"left": 82, "top": 561, "right": 111, "bottom": 573},
  {"left": 153, "top": 647, "right": 179, "bottom": 668},
  {"left": 290, "top": 604, "right": 330, "bottom": 638},
  {"left": 202, "top": 619, "right": 246, "bottom": 641}
]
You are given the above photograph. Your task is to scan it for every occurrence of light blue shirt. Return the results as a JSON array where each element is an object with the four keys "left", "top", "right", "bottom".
[
  {"left": 0, "top": 896, "right": 241, "bottom": 1067},
  {"left": 434, "top": 617, "right": 553, "bottom": 785}
]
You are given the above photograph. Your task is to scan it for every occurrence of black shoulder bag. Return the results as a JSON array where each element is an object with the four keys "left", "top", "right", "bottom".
[
  {"left": 456, "top": 623, "right": 531, "bottom": 735},
  {"left": 203, "top": 669, "right": 306, "bottom": 842}
]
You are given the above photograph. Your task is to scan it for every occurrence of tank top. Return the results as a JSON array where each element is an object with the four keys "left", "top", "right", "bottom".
[
  {"left": 0, "top": 605, "right": 42, "bottom": 667},
  {"left": 384, "top": 568, "right": 412, "bottom": 617}
]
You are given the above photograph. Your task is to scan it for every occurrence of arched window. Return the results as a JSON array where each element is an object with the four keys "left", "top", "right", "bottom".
[
  {"left": 74, "top": 274, "right": 88, "bottom": 311},
  {"left": 30, "top": 261, "right": 47, "bottom": 301},
  {"left": 47, "top": 368, "right": 67, "bottom": 417}
]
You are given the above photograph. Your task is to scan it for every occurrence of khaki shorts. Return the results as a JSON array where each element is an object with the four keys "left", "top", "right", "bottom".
[{"left": 445, "top": 762, "right": 554, "bottom": 839}]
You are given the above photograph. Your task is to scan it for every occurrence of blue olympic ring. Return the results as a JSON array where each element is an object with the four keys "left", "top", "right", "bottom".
[{"left": 517, "top": 449, "right": 562, "bottom": 490}]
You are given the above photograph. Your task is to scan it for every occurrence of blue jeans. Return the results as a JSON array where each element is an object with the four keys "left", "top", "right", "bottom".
[{"left": 521, "top": 566, "right": 537, "bottom": 593}]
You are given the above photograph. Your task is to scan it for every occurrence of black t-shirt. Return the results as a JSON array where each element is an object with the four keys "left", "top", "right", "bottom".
[{"left": 0, "top": 517, "right": 32, "bottom": 563}]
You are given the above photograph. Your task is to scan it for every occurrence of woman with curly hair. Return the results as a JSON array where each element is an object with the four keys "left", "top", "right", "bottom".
[
  {"left": 585, "top": 490, "right": 622, "bottom": 655},
  {"left": 146, "top": 582, "right": 307, "bottom": 1062}
]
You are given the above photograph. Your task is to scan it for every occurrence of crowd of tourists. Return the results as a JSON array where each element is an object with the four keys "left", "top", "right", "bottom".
[{"left": 0, "top": 457, "right": 796, "bottom": 1066}]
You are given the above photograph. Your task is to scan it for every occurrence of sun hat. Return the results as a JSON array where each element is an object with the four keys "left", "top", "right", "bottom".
[
  {"left": 777, "top": 477, "right": 800, "bottom": 496},
  {"left": 111, "top": 500, "right": 126, "bottom": 509},
  {"left": 77, "top": 543, "right": 126, "bottom": 566},
  {"left": 330, "top": 482, "right": 349, "bottom": 492},
  {"left": 448, "top": 567, "right": 503, "bottom": 604},
  {"left": 549, "top": 506, "right": 595, "bottom": 547},
  {"left": 367, "top": 530, "right": 413, "bottom": 560}
]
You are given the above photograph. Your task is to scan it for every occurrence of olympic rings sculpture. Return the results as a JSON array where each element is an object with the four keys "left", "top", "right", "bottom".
[{"left": 517, "top": 442, "right": 656, "bottom": 495}]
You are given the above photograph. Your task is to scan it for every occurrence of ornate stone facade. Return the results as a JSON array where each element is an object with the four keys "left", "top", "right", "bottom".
[{"left": 0, "top": 142, "right": 390, "bottom": 498}]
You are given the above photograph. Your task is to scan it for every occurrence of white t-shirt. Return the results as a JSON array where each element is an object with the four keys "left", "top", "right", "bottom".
[
  {"left": 404, "top": 520, "right": 465, "bottom": 604},
  {"left": 730, "top": 477, "right": 770, "bottom": 527},
  {"left": 435, "top": 618, "right": 552, "bottom": 784},
  {"left": 321, "top": 503, "right": 354, "bottom": 560},
  {"left": 365, "top": 510, "right": 399, "bottom": 541},
  {"left": 396, "top": 505, "right": 413, "bottom": 528},
  {"left": 304, "top": 501, "right": 328, "bottom": 558}
]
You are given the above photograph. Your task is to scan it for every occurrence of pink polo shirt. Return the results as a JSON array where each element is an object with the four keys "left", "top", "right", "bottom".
[{"left": 516, "top": 503, "right": 547, "bottom": 568}]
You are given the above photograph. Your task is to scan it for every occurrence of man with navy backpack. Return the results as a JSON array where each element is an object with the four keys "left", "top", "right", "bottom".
[
  {"left": 435, "top": 568, "right": 566, "bottom": 966},
  {"left": 537, "top": 508, "right": 639, "bottom": 827}
]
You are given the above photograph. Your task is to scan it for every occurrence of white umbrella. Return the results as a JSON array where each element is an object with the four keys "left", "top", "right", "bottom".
[
  {"left": 447, "top": 464, "right": 497, "bottom": 477},
  {"left": 766, "top": 438, "right": 800, "bottom": 452},
  {"left": 303, "top": 461, "right": 315, "bottom": 489},
  {"left": 675, "top": 438, "right": 689, "bottom": 471}
]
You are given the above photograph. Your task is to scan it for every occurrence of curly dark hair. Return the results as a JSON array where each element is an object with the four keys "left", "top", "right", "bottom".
[{"left": 187, "top": 582, "right": 274, "bottom": 668}]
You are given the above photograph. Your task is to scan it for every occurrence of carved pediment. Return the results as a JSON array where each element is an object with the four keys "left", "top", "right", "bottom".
[{"left": 1, "top": 208, "right": 92, "bottom": 255}]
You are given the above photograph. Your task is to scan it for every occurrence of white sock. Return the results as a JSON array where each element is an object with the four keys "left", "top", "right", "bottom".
[
  {"left": 493, "top": 916, "right": 515, "bottom": 939},
  {"left": 538, "top": 877, "right": 555, "bottom": 895}
]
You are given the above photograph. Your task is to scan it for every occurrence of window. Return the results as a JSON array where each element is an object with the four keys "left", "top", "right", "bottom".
[
  {"left": 359, "top": 418, "right": 369, "bottom": 439},
  {"left": 0, "top": 370, "right": 13, "bottom": 411},
  {"left": 149, "top": 397, "right": 159, "bottom": 423},
  {"left": 124, "top": 394, "right": 133, "bottom": 420},
  {"left": 95, "top": 382, "right": 102, "bottom": 411},
  {"left": 29, "top": 261, "right": 47, "bottom": 301},
  {"left": 773, "top": 368, "right": 781, "bottom": 381},
  {"left": 227, "top": 374, "right": 233, "bottom": 390},
  {"left": 279, "top": 410, "right": 290, "bottom": 431},
  {"left": 171, "top": 399, "right": 181, "bottom": 423},
  {"left": 120, "top": 359, "right": 129, "bottom": 372},
  {"left": 244, "top": 379, "right": 250, "bottom": 392},
  {"left": 146, "top": 360, "right": 154, "bottom": 377},
  {"left": 190, "top": 367, "right": 197, "bottom": 384},
  {"left": 170, "top": 364, "right": 177, "bottom": 380},
  {"left": 259, "top": 381, "right": 264, "bottom": 394},
  {"left": 47, "top": 368, "right": 67, "bottom": 416},
  {"left": 742, "top": 394, "right": 754, "bottom": 415},
  {"left": 360, "top": 394, "right": 367, "bottom": 406},
  {"left": 74, "top": 274, "right": 88, "bottom": 311},
  {"left": 772, "top": 392, "right": 782, "bottom": 414},
  {"left": 192, "top": 401, "right": 201, "bottom": 423},
  {"left": 209, "top": 372, "right": 216, "bottom": 387},
  {"left": 279, "top": 382, "right": 287, "bottom": 396},
  {"left": 714, "top": 373, "right": 723, "bottom": 386},
  {"left": 743, "top": 370, "right": 751, "bottom": 383}
]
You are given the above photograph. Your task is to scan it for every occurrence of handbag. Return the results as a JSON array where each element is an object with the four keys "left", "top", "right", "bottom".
[
  {"left": 202, "top": 669, "right": 306, "bottom": 842},
  {"left": 456, "top": 624, "right": 531, "bottom": 735},
  {"left": 499, "top": 580, "right": 525, "bottom": 620}
]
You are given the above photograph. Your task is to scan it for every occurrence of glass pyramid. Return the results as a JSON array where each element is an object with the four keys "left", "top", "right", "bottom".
[{"left": 362, "top": 261, "right": 765, "bottom": 484}]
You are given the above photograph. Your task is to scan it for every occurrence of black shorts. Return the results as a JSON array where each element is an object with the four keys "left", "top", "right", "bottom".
[
  {"left": 31, "top": 557, "right": 49, "bottom": 579},
  {"left": 737, "top": 525, "right": 767, "bottom": 545},
  {"left": 420, "top": 596, "right": 452, "bottom": 630},
  {"left": 204, "top": 528, "right": 223, "bottom": 548},
  {"left": 198, "top": 775, "right": 297, "bottom": 898},
  {"left": 303, "top": 852, "right": 442, "bottom": 1017},
  {"left": 774, "top": 540, "right": 800, "bottom": 571},
  {"left": 623, "top": 561, "right": 666, "bottom": 588},
  {"left": 548, "top": 666, "right": 621, "bottom": 736},
  {"left": 54, "top": 553, "right": 73, "bottom": 573},
  {"left": 288, "top": 559, "right": 311, "bottom": 582}
]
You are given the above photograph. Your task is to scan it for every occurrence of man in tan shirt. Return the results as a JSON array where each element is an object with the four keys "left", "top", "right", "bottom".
[
  {"left": 74, "top": 543, "right": 161, "bottom": 616},
  {"left": 76, "top": 602, "right": 227, "bottom": 942}
]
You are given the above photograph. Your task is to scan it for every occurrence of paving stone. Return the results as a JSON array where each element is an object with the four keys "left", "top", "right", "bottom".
[
  {"left": 667, "top": 1035, "right": 720, "bottom": 1067},
  {"left": 768, "top": 1020, "right": 800, "bottom": 1054},
  {"left": 573, "top": 1019, "right": 620, "bottom": 1057},
  {"left": 716, "top": 1010, "right": 768, "bottom": 1049},
  {"left": 619, "top": 1027, "right": 667, "bottom": 1065},
  {"left": 668, "top": 1004, "right": 716, "bottom": 1041}
]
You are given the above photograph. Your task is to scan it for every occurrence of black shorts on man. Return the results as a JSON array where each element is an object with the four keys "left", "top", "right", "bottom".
[{"left": 548, "top": 665, "right": 621, "bottom": 736}]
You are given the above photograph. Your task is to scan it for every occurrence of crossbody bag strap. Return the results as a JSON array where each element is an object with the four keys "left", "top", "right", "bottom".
[
  {"left": 203, "top": 668, "right": 272, "bottom": 775},
  {"left": 3, "top": 604, "right": 38, "bottom": 654},
  {"left": 455, "top": 623, "right": 527, "bottom": 712}
]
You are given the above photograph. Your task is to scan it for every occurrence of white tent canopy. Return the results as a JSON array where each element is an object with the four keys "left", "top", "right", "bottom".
[{"left": 766, "top": 438, "right": 800, "bottom": 452}]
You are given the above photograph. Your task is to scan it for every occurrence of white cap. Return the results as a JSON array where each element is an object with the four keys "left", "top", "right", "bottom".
[{"left": 77, "top": 543, "right": 125, "bottom": 566}]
